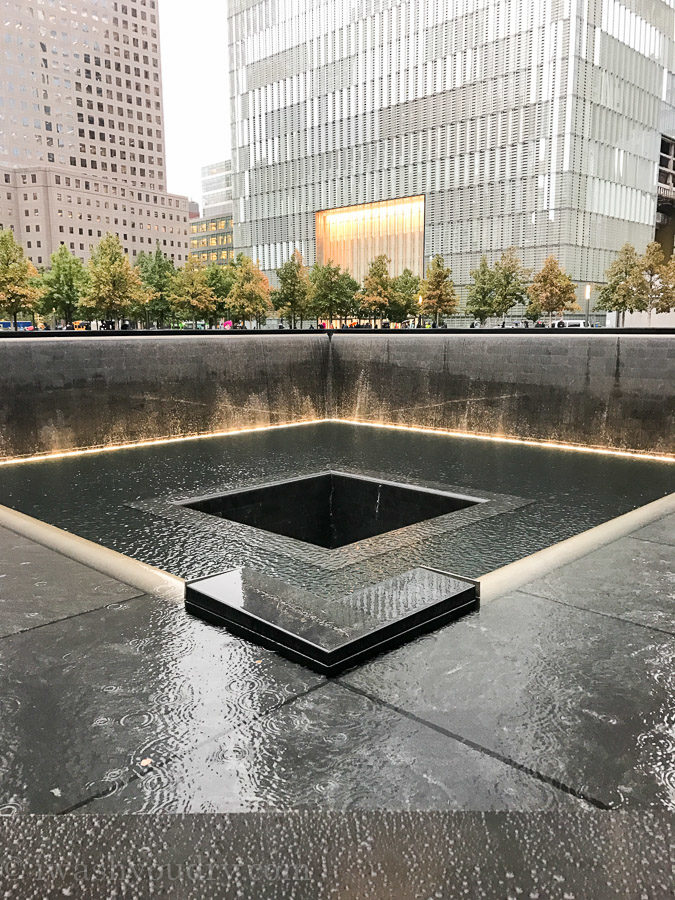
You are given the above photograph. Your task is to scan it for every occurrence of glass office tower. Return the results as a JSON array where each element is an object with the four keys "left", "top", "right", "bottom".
[{"left": 228, "top": 0, "right": 675, "bottom": 305}]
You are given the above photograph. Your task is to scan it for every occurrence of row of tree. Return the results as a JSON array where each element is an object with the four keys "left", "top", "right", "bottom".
[
  {"left": 1, "top": 229, "right": 673, "bottom": 329},
  {"left": 0, "top": 230, "right": 275, "bottom": 329}
]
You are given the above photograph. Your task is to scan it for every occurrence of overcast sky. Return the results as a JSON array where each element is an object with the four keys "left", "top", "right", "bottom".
[{"left": 159, "top": 0, "right": 231, "bottom": 204}]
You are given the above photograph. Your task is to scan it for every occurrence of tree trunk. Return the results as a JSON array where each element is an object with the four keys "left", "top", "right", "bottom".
[{"left": 13, "top": 311, "right": 17, "bottom": 331}]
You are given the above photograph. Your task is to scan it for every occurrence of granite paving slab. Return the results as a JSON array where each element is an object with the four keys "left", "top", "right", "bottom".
[
  {"left": 518, "top": 535, "right": 674, "bottom": 633},
  {"left": 0, "top": 525, "right": 143, "bottom": 637},
  {"left": 85, "top": 681, "right": 579, "bottom": 814},
  {"left": 0, "top": 595, "right": 323, "bottom": 814},
  {"left": 342, "top": 591, "right": 675, "bottom": 810},
  {"left": 631, "top": 512, "right": 675, "bottom": 548}
]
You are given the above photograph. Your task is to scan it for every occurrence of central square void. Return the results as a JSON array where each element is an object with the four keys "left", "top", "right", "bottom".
[{"left": 182, "top": 472, "right": 482, "bottom": 549}]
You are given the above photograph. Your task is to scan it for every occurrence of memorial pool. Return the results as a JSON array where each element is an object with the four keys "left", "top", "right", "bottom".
[{"left": 1, "top": 422, "right": 671, "bottom": 597}]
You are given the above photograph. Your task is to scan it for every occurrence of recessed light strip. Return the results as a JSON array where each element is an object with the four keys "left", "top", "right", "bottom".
[
  {"left": 0, "top": 416, "right": 671, "bottom": 466},
  {"left": 329, "top": 418, "right": 674, "bottom": 463},
  {"left": 0, "top": 419, "right": 326, "bottom": 467}
]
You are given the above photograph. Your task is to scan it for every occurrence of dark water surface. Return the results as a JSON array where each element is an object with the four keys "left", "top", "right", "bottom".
[{"left": 1, "top": 423, "right": 671, "bottom": 594}]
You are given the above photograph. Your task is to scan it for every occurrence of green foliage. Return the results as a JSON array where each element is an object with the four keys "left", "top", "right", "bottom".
[
  {"left": 421, "top": 254, "right": 457, "bottom": 324},
  {"left": 40, "top": 245, "right": 89, "bottom": 325},
  {"left": 359, "top": 255, "right": 393, "bottom": 321},
  {"left": 229, "top": 255, "right": 272, "bottom": 325},
  {"left": 492, "top": 247, "right": 531, "bottom": 318},
  {"left": 466, "top": 255, "right": 496, "bottom": 324},
  {"left": 594, "top": 243, "right": 641, "bottom": 326},
  {"left": 390, "top": 268, "right": 420, "bottom": 322},
  {"left": 309, "top": 262, "right": 359, "bottom": 323},
  {"left": 135, "top": 244, "right": 176, "bottom": 326},
  {"left": 275, "top": 250, "right": 312, "bottom": 327},
  {"left": 170, "top": 256, "right": 216, "bottom": 323},
  {"left": 0, "top": 229, "right": 43, "bottom": 328},
  {"left": 527, "top": 256, "right": 579, "bottom": 323},
  {"left": 630, "top": 242, "right": 674, "bottom": 325},
  {"left": 80, "top": 233, "right": 147, "bottom": 322},
  {"left": 206, "top": 262, "right": 237, "bottom": 323}
]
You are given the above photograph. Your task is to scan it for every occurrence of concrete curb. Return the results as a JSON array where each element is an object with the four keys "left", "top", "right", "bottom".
[
  {"left": 478, "top": 492, "right": 675, "bottom": 602},
  {"left": 0, "top": 503, "right": 185, "bottom": 603}
]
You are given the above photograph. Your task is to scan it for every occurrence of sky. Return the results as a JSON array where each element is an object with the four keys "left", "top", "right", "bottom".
[{"left": 159, "top": 0, "right": 231, "bottom": 204}]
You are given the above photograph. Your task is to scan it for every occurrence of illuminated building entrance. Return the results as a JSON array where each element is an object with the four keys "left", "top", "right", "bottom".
[{"left": 315, "top": 196, "right": 425, "bottom": 282}]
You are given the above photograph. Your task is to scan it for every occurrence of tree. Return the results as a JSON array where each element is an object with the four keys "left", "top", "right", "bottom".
[
  {"left": 206, "top": 262, "right": 237, "bottom": 325},
  {"left": 492, "top": 247, "right": 531, "bottom": 319},
  {"left": 40, "top": 245, "right": 89, "bottom": 326},
  {"left": 170, "top": 256, "right": 216, "bottom": 325},
  {"left": 81, "top": 233, "right": 148, "bottom": 323},
  {"left": 136, "top": 244, "right": 176, "bottom": 327},
  {"left": 527, "top": 256, "right": 580, "bottom": 324},
  {"left": 275, "top": 250, "right": 312, "bottom": 328},
  {"left": 630, "top": 242, "right": 674, "bottom": 326},
  {"left": 390, "top": 268, "right": 420, "bottom": 323},
  {"left": 466, "top": 255, "right": 496, "bottom": 325},
  {"left": 421, "top": 254, "right": 458, "bottom": 324},
  {"left": 309, "top": 262, "right": 359, "bottom": 324},
  {"left": 594, "top": 243, "right": 642, "bottom": 327},
  {"left": 359, "top": 255, "right": 393, "bottom": 323},
  {"left": 229, "top": 255, "right": 272, "bottom": 327},
  {"left": 0, "top": 230, "right": 43, "bottom": 329}
]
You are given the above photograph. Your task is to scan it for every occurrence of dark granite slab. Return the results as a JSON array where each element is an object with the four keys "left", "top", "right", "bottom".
[
  {"left": 185, "top": 567, "right": 478, "bottom": 675},
  {"left": 0, "top": 525, "right": 143, "bottom": 637}
]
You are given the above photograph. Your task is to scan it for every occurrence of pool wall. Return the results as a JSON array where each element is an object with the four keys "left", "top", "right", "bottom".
[
  {"left": 1, "top": 332, "right": 672, "bottom": 459},
  {"left": 1, "top": 334, "right": 329, "bottom": 458},
  {"left": 330, "top": 333, "right": 674, "bottom": 454}
]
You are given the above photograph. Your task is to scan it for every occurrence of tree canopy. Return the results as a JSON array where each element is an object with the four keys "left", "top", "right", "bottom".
[
  {"left": 0, "top": 229, "right": 43, "bottom": 329},
  {"left": 421, "top": 254, "right": 457, "bottom": 324},
  {"left": 527, "top": 256, "right": 579, "bottom": 323},
  {"left": 275, "top": 250, "right": 312, "bottom": 327},
  {"left": 40, "top": 245, "right": 89, "bottom": 325},
  {"left": 80, "top": 233, "right": 148, "bottom": 322}
]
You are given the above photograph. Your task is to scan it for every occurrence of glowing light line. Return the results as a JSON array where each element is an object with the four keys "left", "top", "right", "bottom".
[
  {"left": 0, "top": 419, "right": 326, "bottom": 467},
  {"left": 0, "top": 417, "right": 671, "bottom": 467},
  {"left": 328, "top": 419, "right": 675, "bottom": 463}
]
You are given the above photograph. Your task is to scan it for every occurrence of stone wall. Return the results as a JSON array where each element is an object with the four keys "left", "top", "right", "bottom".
[
  {"left": 329, "top": 333, "right": 674, "bottom": 454},
  {"left": 0, "top": 335, "right": 329, "bottom": 459},
  {"left": 1, "top": 332, "right": 672, "bottom": 459}
]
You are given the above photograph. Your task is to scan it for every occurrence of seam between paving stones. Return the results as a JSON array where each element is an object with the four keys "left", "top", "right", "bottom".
[
  {"left": 0, "top": 589, "right": 147, "bottom": 641},
  {"left": 336, "top": 681, "right": 612, "bottom": 810},
  {"left": 630, "top": 535, "right": 675, "bottom": 550},
  {"left": 57, "top": 680, "right": 330, "bottom": 815},
  {"left": 516, "top": 588, "right": 675, "bottom": 637}
]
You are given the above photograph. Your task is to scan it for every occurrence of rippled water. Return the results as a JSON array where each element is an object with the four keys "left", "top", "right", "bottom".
[{"left": 1, "top": 422, "right": 672, "bottom": 595}]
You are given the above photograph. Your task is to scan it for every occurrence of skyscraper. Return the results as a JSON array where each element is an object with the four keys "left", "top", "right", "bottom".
[
  {"left": 228, "top": 0, "right": 675, "bottom": 309},
  {"left": 0, "top": 0, "right": 189, "bottom": 266}
]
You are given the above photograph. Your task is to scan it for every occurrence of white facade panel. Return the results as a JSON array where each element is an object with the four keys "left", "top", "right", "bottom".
[{"left": 229, "top": 0, "right": 675, "bottom": 303}]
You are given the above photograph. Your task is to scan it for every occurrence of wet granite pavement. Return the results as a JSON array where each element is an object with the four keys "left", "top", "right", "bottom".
[{"left": 0, "top": 507, "right": 672, "bottom": 894}]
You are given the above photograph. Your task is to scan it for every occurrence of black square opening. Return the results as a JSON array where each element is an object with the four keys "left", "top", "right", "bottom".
[{"left": 182, "top": 472, "right": 481, "bottom": 549}]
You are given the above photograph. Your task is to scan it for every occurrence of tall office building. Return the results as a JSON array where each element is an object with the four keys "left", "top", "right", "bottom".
[
  {"left": 228, "top": 0, "right": 675, "bottom": 311},
  {"left": 0, "top": 0, "right": 189, "bottom": 266}
]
